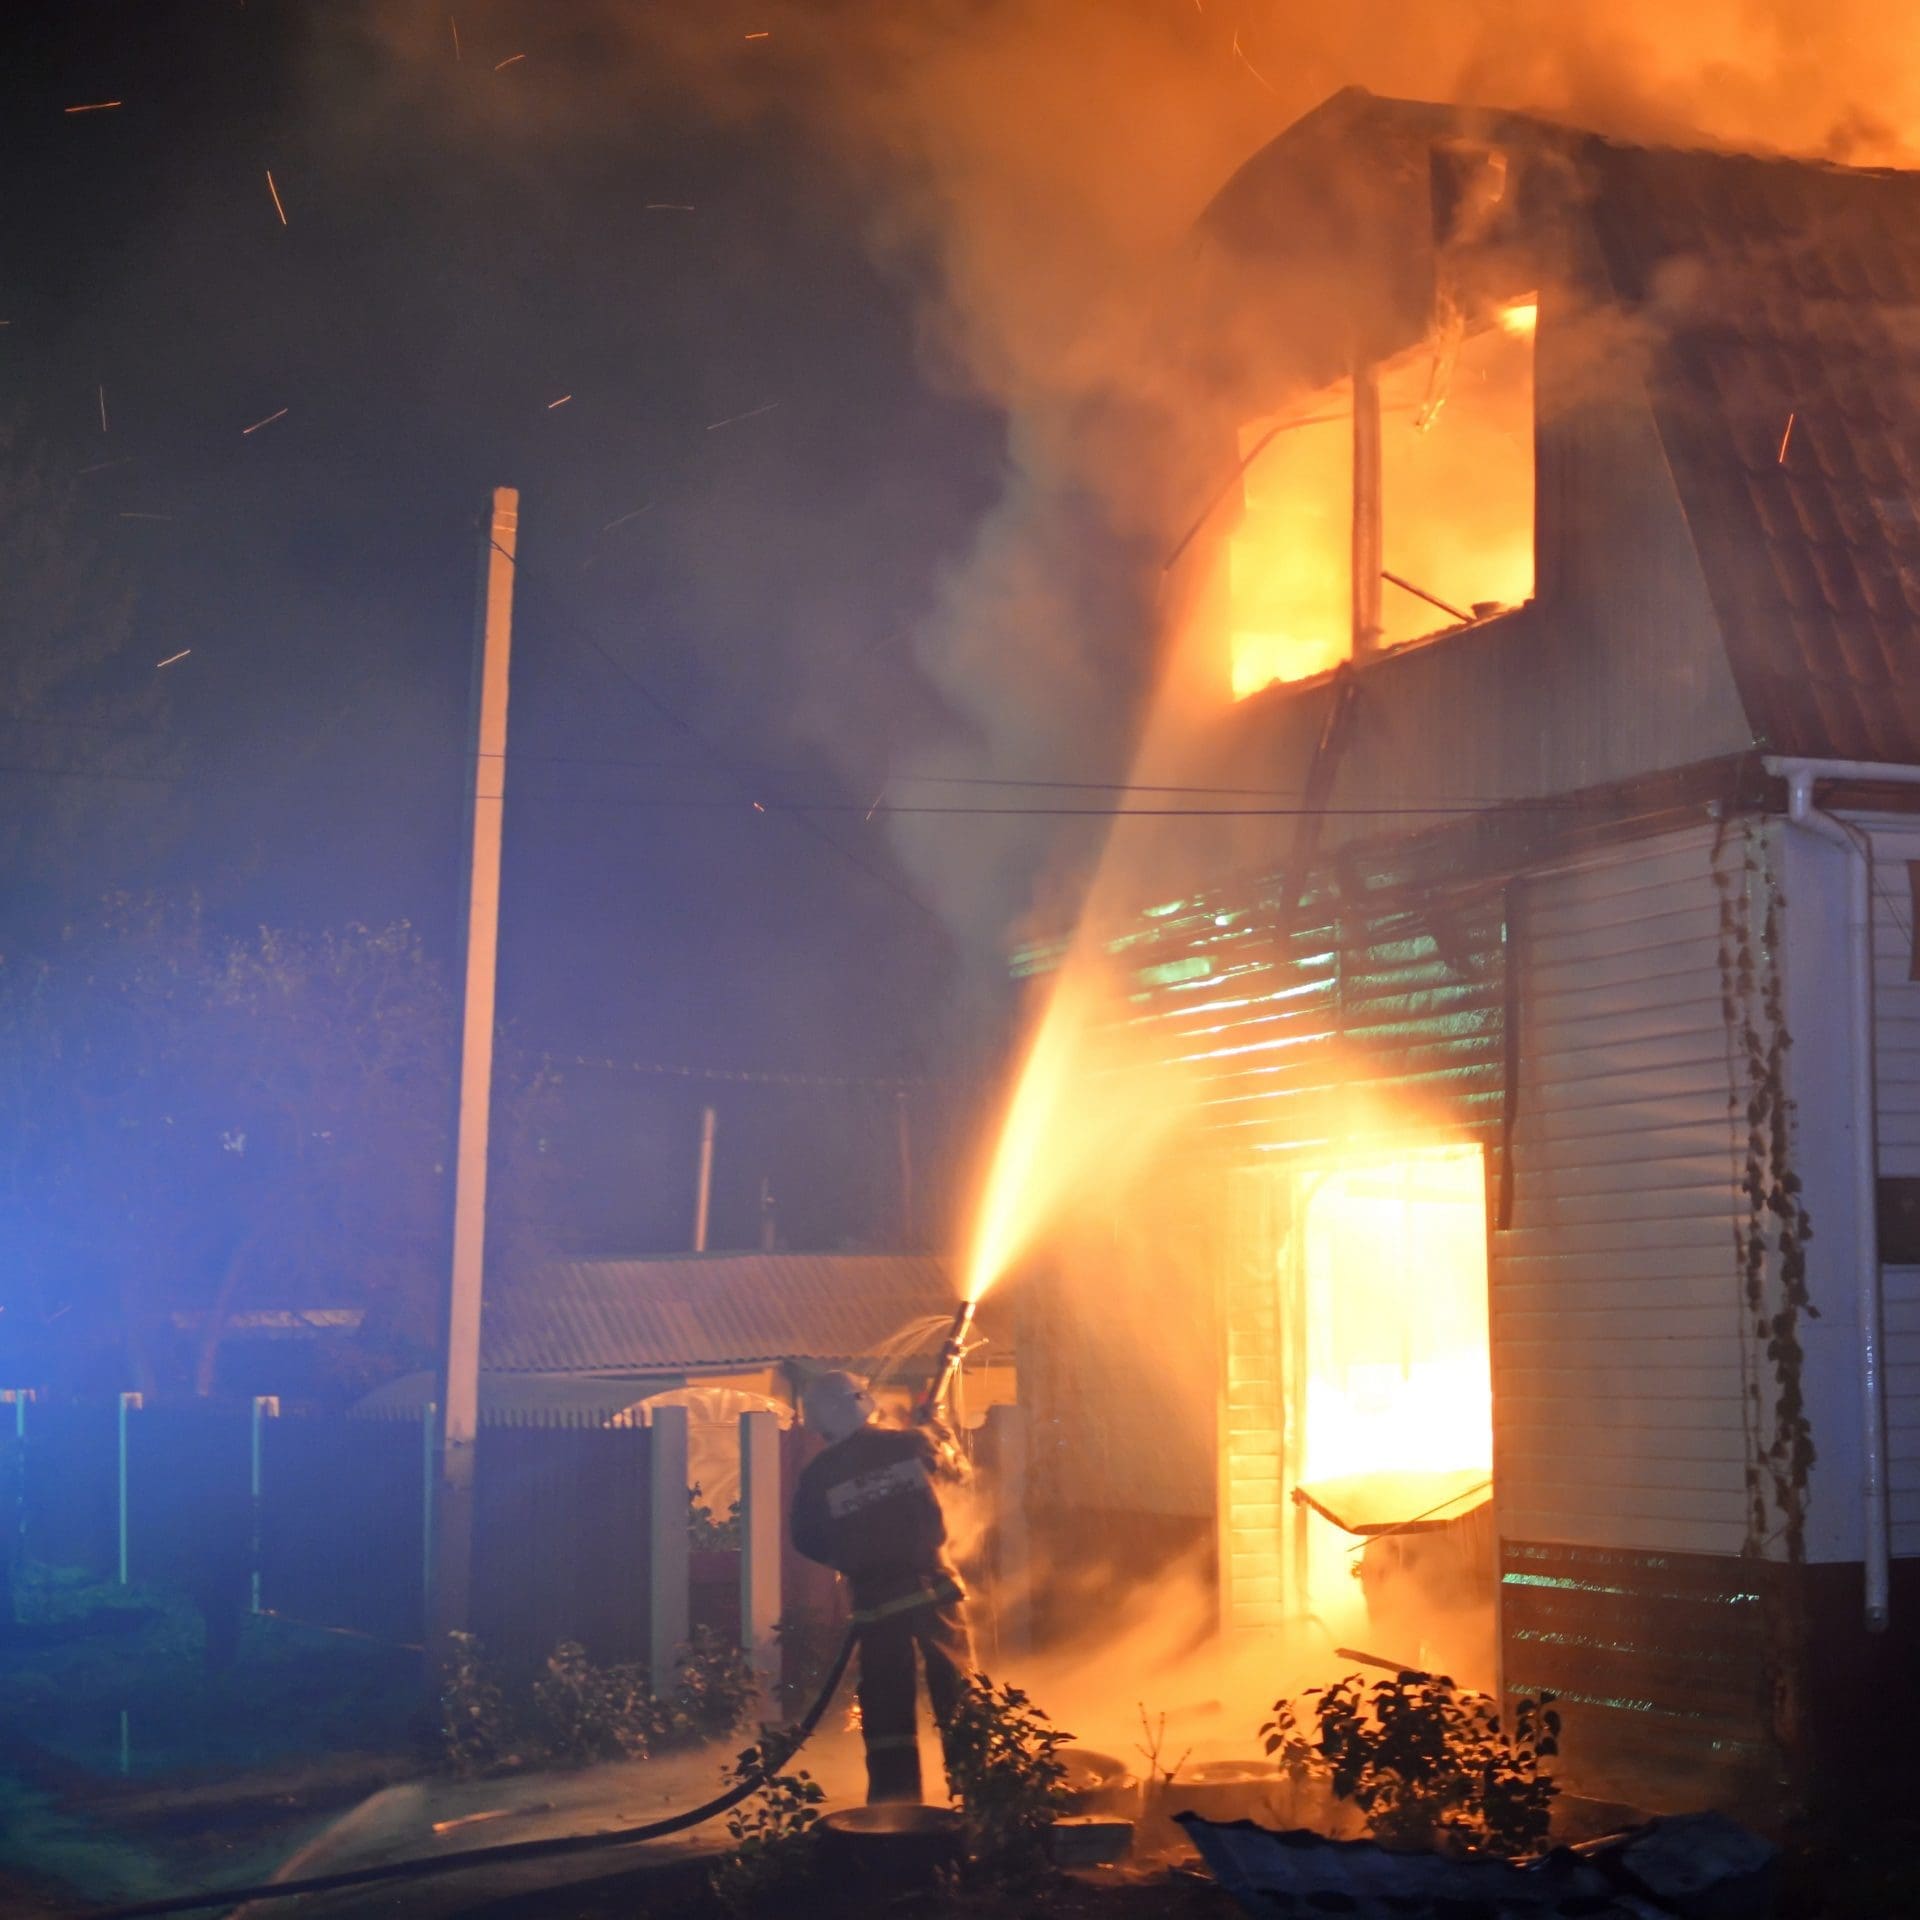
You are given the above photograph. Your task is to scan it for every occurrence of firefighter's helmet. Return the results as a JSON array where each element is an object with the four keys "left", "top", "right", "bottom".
[{"left": 802, "top": 1369, "right": 876, "bottom": 1444}]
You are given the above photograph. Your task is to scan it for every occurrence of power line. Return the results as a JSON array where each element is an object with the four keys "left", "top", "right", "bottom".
[
  {"left": 508, "top": 787, "right": 1614, "bottom": 820},
  {"left": 0, "top": 711, "right": 1522, "bottom": 806},
  {"left": 488, "top": 537, "right": 949, "bottom": 930},
  {"left": 0, "top": 749, "right": 1736, "bottom": 822},
  {"left": 535, "top": 1050, "right": 945, "bottom": 1088},
  {"left": 0, "top": 713, "right": 1721, "bottom": 811}
]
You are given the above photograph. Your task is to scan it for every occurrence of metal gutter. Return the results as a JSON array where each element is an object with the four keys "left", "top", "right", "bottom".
[{"left": 1766, "top": 754, "right": 1918, "bottom": 1632}]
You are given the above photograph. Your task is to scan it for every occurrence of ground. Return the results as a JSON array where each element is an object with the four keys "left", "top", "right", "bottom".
[
  {"left": 7, "top": 1568, "right": 1920, "bottom": 1919},
  {"left": 0, "top": 1567, "right": 421, "bottom": 1909},
  {"left": 467, "top": 1862, "right": 1243, "bottom": 1920},
  {"left": 1779, "top": 1809, "right": 1920, "bottom": 1920}
]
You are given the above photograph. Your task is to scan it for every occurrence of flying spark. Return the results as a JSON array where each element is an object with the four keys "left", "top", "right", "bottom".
[
  {"left": 705, "top": 401, "right": 781, "bottom": 432},
  {"left": 242, "top": 407, "right": 288, "bottom": 435},
  {"left": 752, "top": 801, "right": 767, "bottom": 813},
  {"left": 744, "top": 29, "right": 771, "bottom": 38},
  {"left": 1230, "top": 28, "right": 1278, "bottom": 95},
  {"left": 547, "top": 394, "right": 572, "bottom": 409},
  {"left": 154, "top": 650, "right": 192, "bottom": 669},
  {"left": 97, "top": 385, "right": 108, "bottom": 432},
  {"left": 450, "top": 15, "right": 461, "bottom": 60},
  {"left": 1777, "top": 411, "right": 1796, "bottom": 463},
  {"left": 65, "top": 101, "right": 123, "bottom": 114},
  {"left": 601, "top": 503, "right": 653, "bottom": 532},
  {"left": 494, "top": 52, "right": 525, "bottom": 70},
  {"left": 266, "top": 170, "right": 287, "bottom": 225},
  {"left": 645, "top": 203, "right": 695, "bottom": 212}
]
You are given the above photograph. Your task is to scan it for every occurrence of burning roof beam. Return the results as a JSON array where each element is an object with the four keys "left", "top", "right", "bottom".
[{"left": 1381, "top": 569, "right": 1472, "bottom": 626}]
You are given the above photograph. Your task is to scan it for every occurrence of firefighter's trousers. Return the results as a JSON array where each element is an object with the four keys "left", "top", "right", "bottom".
[{"left": 852, "top": 1573, "right": 973, "bottom": 1804}]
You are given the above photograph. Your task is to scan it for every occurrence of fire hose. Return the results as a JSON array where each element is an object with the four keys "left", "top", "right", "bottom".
[
  {"left": 88, "top": 1629, "right": 858, "bottom": 1920},
  {"left": 89, "top": 1303, "right": 981, "bottom": 1920}
]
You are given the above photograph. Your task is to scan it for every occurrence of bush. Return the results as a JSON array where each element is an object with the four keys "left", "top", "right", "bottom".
[
  {"left": 942, "top": 1672, "right": 1074, "bottom": 1878},
  {"left": 710, "top": 1725, "right": 826, "bottom": 1916},
  {"left": 437, "top": 1630, "right": 521, "bottom": 1775},
  {"left": 689, "top": 1484, "right": 743, "bottom": 1551},
  {"left": 528, "top": 1640, "right": 664, "bottom": 1766},
  {"left": 668, "top": 1624, "right": 758, "bottom": 1742},
  {"left": 1262, "top": 1670, "right": 1560, "bottom": 1857},
  {"left": 770, "top": 1609, "right": 848, "bottom": 1722},
  {"left": 434, "top": 1627, "right": 758, "bottom": 1776}
]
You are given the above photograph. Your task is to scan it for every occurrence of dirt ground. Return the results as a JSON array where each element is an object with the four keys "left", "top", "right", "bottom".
[
  {"left": 8, "top": 1569, "right": 1919, "bottom": 1920},
  {"left": 453, "top": 1814, "right": 1920, "bottom": 1920},
  {"left": 0, "top": 1569, "right": 425, "bottom": 1911},
  {"left": 463, "top": 1859, "right": 1242, "bottom": 1920}
]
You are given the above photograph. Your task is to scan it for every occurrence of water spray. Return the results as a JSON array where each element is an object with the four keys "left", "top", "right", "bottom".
[{"left": 914, "top": 1295, "right": 977, "bottom": 1427}]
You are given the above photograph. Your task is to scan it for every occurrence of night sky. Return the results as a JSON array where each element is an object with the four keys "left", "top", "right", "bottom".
[{"left": 3, "top": 3, "right": 1013, "bottom": 1250}]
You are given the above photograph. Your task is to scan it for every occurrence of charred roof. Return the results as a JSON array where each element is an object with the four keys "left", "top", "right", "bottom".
[{"left": 1195, "top": 88, "right": 1920, "bottom": 765}]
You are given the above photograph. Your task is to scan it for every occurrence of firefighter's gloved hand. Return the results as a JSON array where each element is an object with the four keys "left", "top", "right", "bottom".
[
  {"left": 921, "top": 1419, "right": 971, "bottom": 1484},
  {"left": 910, "top": 1413, "right": 967, "bottom": 1482}
]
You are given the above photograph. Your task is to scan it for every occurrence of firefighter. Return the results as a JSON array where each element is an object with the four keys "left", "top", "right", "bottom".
[{"left": 790, "top": 1369, "right": 973, "bottom": 1804}]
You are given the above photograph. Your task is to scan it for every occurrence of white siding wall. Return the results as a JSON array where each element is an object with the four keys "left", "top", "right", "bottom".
[
  {"left": 1495, "top": 826, "right": 1753, "bottom": 1556},
  {"left": 1219, "top": 1168, "right": 1287, "bottom": 1631},
  {"left": 1867, "top": 826, "right": 1920, "bottom": 1558}
]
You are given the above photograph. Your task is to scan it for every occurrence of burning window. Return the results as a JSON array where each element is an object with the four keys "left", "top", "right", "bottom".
[{"left": 1229, "top": 300, "right": 1537, "bottom": 701}]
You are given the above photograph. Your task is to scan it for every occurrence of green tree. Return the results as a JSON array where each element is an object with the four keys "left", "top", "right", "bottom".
[
  {"left": 1, "top": 894, "right": 568, "bottom": 1397},
  {"left": 183, "top": 916, "right": 456, "bottom": 1394}
]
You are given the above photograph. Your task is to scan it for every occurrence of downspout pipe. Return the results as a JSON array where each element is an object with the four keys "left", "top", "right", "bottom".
[{"left": 1766, "top": 755, "right": 1903, "bottom": 1631}]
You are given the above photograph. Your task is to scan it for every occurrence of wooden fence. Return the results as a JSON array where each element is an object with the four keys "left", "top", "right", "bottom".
[{"left": 0, "top": 1393, "right": 1033, "bottom": 1683}]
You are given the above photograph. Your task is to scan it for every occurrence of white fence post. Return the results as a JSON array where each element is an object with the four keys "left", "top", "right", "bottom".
[
  {"left": 421, "top": 1402, "right": 439, "bottom": 1636},
  {"left": 249, "top": 1395, "right": 279, "bottom": 1613},
  {"left": 648, "top": 1404, "right": 691, "bottom": 1678},
  {"left": 984, "top": 1403, "right": 1031, "bottom": 1659},
  {"left": 3, "top": 1391, "right": 29, "bottom": 1581},
  {"left": 117, "top": 1391, "right": 142, "bottom": 1586},
  {"left": 738, "top": 1410, "right": 782, "bottom": 1695}
]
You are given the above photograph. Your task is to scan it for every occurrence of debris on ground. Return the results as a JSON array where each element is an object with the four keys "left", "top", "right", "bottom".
[{"left": 1179, "top": 1809, "right": 1778, "bottom": 1920}]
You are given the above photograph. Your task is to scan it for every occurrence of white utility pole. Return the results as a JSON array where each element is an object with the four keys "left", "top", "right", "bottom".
[
  {"left": 435, "top": 485, "right": 519, "bottom": 1645},
  {"left": 692, "top": 1105, "right": 717, "bottom": 1252}
]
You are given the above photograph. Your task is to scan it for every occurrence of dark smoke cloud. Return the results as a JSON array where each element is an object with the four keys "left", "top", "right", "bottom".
[{"left": 358, "top": 0, "right": 1916, "bottom": 968}]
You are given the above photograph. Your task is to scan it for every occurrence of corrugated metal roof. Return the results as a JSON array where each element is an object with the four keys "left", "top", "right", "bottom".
[
  {"left": 481, "top": 1252, "right": 998, "bottom": 1376},
  {"left": 350, "top": 1369, "right": 683, "bottom": 1424},
  {"left": 1585, "top": 137, "right": 1920, "bottom": 762}
]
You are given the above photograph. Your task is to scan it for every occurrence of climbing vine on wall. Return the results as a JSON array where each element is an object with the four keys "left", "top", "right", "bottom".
[{"left": 1713, "top": 818, "right": 1817, "bottom": 1562}]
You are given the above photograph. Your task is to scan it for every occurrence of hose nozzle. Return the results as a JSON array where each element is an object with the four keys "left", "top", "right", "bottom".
[{"left": 915, "top": 1297, "right": 977, "bottom": 1426}]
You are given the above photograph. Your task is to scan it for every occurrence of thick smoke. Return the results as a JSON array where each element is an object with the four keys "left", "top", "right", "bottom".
[
  {"left": 360, "top": 0, "right": 1917, "bottom": 963},
  {"left": 593, "top": 0, "right": 1920, "bottom": 961}
]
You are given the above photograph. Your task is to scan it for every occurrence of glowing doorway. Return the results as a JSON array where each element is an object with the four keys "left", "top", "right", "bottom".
[{"left": 1285, "top": 1142, "right": 1495, "bottom": 1679}]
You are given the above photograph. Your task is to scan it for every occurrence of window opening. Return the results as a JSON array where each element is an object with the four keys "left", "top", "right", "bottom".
[{"left": 1228, "top": 297, "right": 1536, "bottom": 701}]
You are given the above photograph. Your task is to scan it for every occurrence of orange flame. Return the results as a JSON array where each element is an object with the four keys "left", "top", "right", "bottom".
[
  {"left": 1228, "top": 306, "right": 1536, "bottom": 701},
  {"left": 1297, "top": 1144, "right": 1492, "bottom": 1485}
]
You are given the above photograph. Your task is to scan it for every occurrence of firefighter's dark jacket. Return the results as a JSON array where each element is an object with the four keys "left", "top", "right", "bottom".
[{"left": 790, "top": 1423, "right": 957, "bottom": 1612}]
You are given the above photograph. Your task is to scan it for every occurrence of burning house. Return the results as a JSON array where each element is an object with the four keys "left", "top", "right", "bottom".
[{"left": 994, "top": 89, "right": 1920, "bottom": 1811}]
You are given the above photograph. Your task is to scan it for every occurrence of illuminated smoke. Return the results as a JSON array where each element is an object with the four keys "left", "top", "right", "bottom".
[{"left": 599, "top": 0, "right": 1920, "bottom": 945}]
